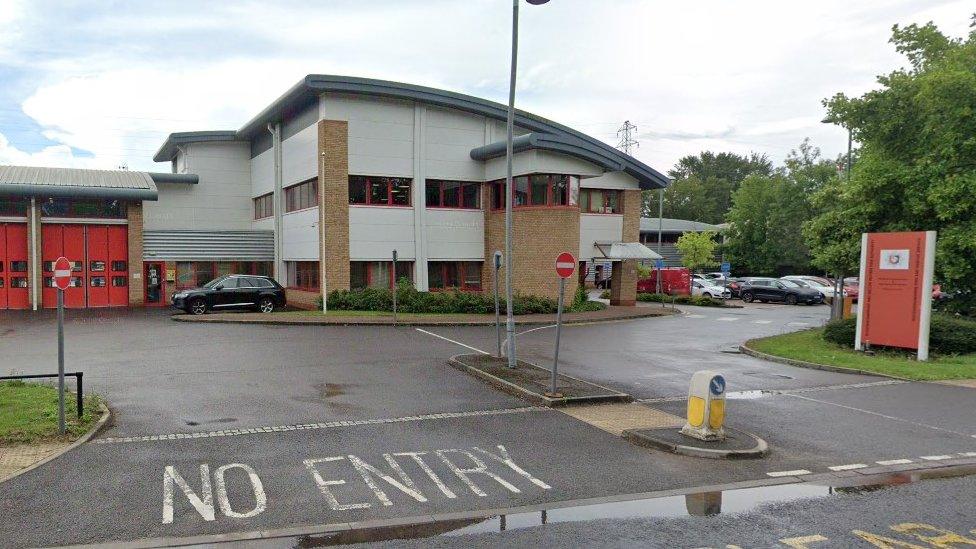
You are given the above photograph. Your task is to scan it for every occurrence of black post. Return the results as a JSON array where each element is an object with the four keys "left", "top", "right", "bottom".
[{"left": 76, "top": 372, "right": 83, "bottom": 419}]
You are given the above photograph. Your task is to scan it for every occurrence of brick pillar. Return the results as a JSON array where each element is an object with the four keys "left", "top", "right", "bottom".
[
  {"left": 127, "top": 202, "right": 144, "bottom": 306},
  {"left": 610, "top": 189, "right": 641, "bottom": 306},
  {"left": 319, "top": 120, "right": 350, "bottom": 299}
]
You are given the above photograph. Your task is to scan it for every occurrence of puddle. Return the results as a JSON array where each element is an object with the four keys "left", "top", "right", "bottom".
[
  {"left": 184, "top": 418, "right": 236, "bottom": 426},
  {"left": 228, "top": 465, "right": 976, "bottom": 547}
]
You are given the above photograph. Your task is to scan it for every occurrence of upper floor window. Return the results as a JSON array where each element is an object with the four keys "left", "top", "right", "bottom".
[
  {"left": 253, "top": 193, "right": 273, "bottom": 219},
  {"left": 0, "top": 198, "right": 28, "bottom": 217},
  {"left": 489, "top": 174, "right": 577, "bottom": 210},
  {"left": 349, "top": 176, "right": 412, "bottom": 207},
  {"left": 39, "top": 198, "right": 126, "bottom": 219},
  {"left": 285, "top": 179, "right": 318, "bottom": 212},
  {"left": 579, "top": 189, "right": 620, "bottom": 214},
  {"left": 425, "top": 180, "right": 481, "bottom": 209}
]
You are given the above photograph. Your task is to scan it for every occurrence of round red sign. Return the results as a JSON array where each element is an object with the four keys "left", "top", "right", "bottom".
[
  {"left": 53, "top": 256, "right": 72, "bottom": 291},
  {"left": 555, "top": 252, "right": 576, "bottom": 279}
]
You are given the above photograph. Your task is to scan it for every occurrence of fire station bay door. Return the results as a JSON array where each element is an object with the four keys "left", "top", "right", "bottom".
[{"left": 0, "top": 223, "right": 30, "bottom": 310}]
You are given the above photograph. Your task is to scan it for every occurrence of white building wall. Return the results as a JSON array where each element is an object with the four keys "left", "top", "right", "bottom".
[
  {"left": 320, "top": 93, "right": 415, "bottom": 177},
  {"left": 425, "top": 210, "right": 484, "bottom": 260},
  {"left": 250, "top": 148, "right": 274, "bottom": 197},
  {"left": 424, "top": 106, "right": 486, "bottom": 181},
  {"left": 484, "top": 150, "right": 603, "bottom": 182},
  {"left": 146, "top": 142, "right": 252, "bottom": 231},
  {"left": 282, "top": 208, "right": 319, "bottom": 260},
  {"left": 579, "top": 214, "right": 624, "bottom": 260},
  {"left": 281, "top": 125, "right": 318, "bottom": 186},
  {"left": 349, "top": 206, "right": 416, "bottom": 261},
  {"left": 581, "top": 170, "right": 641, "bottom": 190}
]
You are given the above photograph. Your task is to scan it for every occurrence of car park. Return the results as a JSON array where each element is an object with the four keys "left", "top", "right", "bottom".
[
  {"left": 782, "top": 276, "right": 833, "bottom": 300},
  {"left": 738, "top": 277, "right": 824, "bottom": 305},
  {"left": 692, "top": 279, "right": 731, "bottom": 299},
  {"left": 172, "top": 274, "right": 287, "bottom": 315}
]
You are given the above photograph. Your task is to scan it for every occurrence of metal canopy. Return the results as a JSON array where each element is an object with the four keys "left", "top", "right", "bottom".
[
  {"left": 593, "top": 241, "right": 662, "bottom": 261},
  {"left": 0, "top": 165, "right": 159, "bottom": 201}
]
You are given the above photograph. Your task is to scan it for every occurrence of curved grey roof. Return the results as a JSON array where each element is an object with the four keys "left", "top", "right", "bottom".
[
  {"left": 152, "top": 131, "right": 240, "bottom": 163},
  {"left": 0, "top": 165, "right": 158, "bottom": 201},
  {"left": 470, "top": 133, "right": 627, "bottom": 173},
  {"left": 640, "top": 217, "right": 724, "bottom": 233},
  {"left": 157, "top": 75, "right": 670, "bottom": 189}
]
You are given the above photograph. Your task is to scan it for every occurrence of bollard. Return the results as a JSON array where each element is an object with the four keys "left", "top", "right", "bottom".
[{"left": 680, "top": 370, "right": 726, "bottom": 441}]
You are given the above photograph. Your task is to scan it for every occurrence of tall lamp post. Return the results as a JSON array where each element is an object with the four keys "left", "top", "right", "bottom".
[{"left": 504, "top": 0, "right": 550, "bottom": 368}]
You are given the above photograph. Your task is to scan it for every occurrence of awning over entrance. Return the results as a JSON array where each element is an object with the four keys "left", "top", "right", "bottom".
[
  {"left": 0, "top": 165, "right": 159, "bottom": 201},
  {"left": 592, "top": 241, "right": 662, "bottom": 261}
]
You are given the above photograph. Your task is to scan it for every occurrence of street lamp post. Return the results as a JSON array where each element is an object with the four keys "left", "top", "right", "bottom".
[{"left": 504, "top": 0, "right": 549, "bottom": 368}]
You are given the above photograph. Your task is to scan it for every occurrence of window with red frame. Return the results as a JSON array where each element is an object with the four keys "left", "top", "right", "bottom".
[
  {"left": 579, "top": 189, "right": 620, "bottom": 214},
  {"left": 176, "top": 261, "right": 273, "bottom": 289},
  {"left": 350, "top": 261, "right": 414, "bottom": 289},
  {"left": 286, "top": 261, "right": 319, "bottom": 290},
  {"left": 348, "top": 176, "right": 412, "bottom": 206},
  {"left": 285, "top": 179, "right": 318, "bottom": 212},
  {"left": 425, "top": 180, "right": 481, "bottom": 209},
  {"left": 253, "top": 193, "right": 273, "bottom": 219},
  {"left": 489, "top": 174, "right": 577, "bottom": 210},
  {"left": 428, "top": 261, "right": 482, "bottom": 291}
]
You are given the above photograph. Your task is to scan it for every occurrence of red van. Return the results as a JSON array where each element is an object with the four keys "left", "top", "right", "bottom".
[{"left": 637, "top": 267, "right": 691, "bottom": 295}]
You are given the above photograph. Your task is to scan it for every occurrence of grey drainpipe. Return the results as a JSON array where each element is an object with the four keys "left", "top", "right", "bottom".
[{"left": 268, "top": 123, "right": 284, "bottom": 284}]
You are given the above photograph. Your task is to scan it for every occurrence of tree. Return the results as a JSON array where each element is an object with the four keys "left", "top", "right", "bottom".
[
  {"left": 643, "top": 151, "right": 773, "bottom": 221},
  {"left": 806, "top": 20, "right": 976, "bottom": 313},
  {"left": 675, "top": 231, "right": 718, "bottom": 273}
]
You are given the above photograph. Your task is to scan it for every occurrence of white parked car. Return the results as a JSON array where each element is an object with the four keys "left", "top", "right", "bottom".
[
  {"left": 692, "top": 279, "right": 731, "bottom": 299},
  {"left": 781, "top": 276, "right": 833, "bottom": 299}
]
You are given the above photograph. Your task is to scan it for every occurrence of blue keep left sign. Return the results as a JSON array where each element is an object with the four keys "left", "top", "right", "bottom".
[{"left": 709, "top": 375, "right": 726, "bottom": 396}]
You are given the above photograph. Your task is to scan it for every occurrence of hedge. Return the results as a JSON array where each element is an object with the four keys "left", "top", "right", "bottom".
[
  {"left": 317, "top": 281, "right": 606, "bottom": 315},
  {"left": 822, "top": 315, "right": 976, "bottom": 355},
  {"left": 636, "top": 293, "right": 729, "bottom": 307}
]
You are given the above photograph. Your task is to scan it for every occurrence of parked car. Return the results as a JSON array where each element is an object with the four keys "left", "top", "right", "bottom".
[
  {"left": 738, "top": 277, "right": 824, "bottom": 305},
  {"left": 781, "top": 276, "right": 833, "bottom": 300},
  {"left": 692, "top": 279, "right": 731, "bottom": 299},
  {"left": 636, "top": 267, "right": 692, "bottom": 295},
  {"left": 172, "top": 274, "right": 287, "bottom": 315}
]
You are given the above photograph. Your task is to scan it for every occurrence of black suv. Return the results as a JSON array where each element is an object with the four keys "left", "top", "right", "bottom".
[
  {"left": 172, "top": 274, "right": 287, "bottom": 315},
  {"left": 738, "top": 277, "right": 823, "bottom": 305}
]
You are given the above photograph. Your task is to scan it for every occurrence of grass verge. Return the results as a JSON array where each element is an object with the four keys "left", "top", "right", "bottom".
[
  {"left": 0, "top": 381, "right": 103, "bottom": 444},
  {"left": 287, "top": 310, "right": 484, "bottom": 318},
  {"left": 748, "top": 328, "right": 976, "bottom": 381}
]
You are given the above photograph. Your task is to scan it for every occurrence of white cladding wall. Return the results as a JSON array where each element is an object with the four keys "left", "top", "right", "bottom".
[
  {"left": 282, "top": 208, "right": 319, "bottom": 260},
  {"left": 146, "top": 142, "right": 252, "bottom": 230},
  {"left": 581, "top": 170, "right": 641, "bottom": 190},
  {"left": 321, "top": 94, "right": 415, "bottom": 177},
  {"left": 484, "top": 150, "right": 604, "bottom": 182},
  {"left": 424, "top": 106, "right": 486, "bottom": 181},
  {"left": 349, "top": 206, "right": 416, "bottom": 260},
  {"left": 579, "top": 214, "right": 624, "bottom": 260},
  {"left": 282, "top": 125, "right": 318, "bottom": 185},
  {"left": 425, "top": 209, "right": 484, "bottom": 260},
  {"left": 251, "top": 148, "right": 274, "bottom": 197}
]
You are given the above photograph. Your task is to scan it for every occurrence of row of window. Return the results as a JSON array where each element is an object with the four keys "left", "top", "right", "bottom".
[
  {"left": 176, "top": 261, "right": 273, "bottom": 289},
  {"left": 253, "top": 174, "right": 621, "bottom": 217},
  {"left": 41, "top": 260, "right": 127, "bottom": 273},
  {"left": 0, "top": 277, "right": 28, "bottom": 288},
  {"left": 42, "top": 276, "right": 127, "bottom": 288},
  {"left": 284, "top": 260, "right": 483, "bottom": 292},
  {"left": 0, "top": 261, "right": 28, "bottom": 273},
  {"left": 0, "top": 198, "right": 127, "bottom": 219}
]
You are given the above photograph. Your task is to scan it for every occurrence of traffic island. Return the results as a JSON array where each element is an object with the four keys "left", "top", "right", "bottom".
[
  {"left": 449, "top": 354, "right": 632, "bottom": 407},
  {"left": 623, "top": 426, "right": 768, "bottom": 459}
]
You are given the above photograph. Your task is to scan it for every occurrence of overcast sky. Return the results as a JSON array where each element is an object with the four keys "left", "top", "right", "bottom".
[{"left": 0, "top": 0, "right": 971, "bottom": 175}]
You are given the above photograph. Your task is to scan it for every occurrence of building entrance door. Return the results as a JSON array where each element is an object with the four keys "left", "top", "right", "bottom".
[{"left": 144, "top": 262, "right": 163, "bottom": 305}]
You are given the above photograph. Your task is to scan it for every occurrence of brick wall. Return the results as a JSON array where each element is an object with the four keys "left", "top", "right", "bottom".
[
  {"left": 610, "top": 189, "right": 641, "bottom": 306},
  {"left": 483, "top": 202, "right": 580, "bottom": 301},
  {"left": 127, "top": 202, "right": 144, "bottom": 305},
  {"left": 319, "top": 120, "right": 350, "bottom": 297}
]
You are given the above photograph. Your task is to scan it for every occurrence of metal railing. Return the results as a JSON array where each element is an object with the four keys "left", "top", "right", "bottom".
[{"left": 0, "top": 372, "right": 84, "bottom": 419}]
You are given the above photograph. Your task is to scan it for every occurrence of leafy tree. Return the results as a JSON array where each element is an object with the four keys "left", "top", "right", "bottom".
[
  {"left": 643, "top": 151, "right": 773, "bottom": 222},
  {"left": 675, "top": 231, "right": 718, "bottom": 273},
  {"left": 806, "top": 20, "right": 976, "bottom": 312}
]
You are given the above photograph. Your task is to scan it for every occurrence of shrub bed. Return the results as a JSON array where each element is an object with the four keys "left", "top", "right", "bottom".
[
  {"left": 822, "top": 315, "right": 976, "bottom": 355},
  {"left": 636, "top": 293, "right": 729, "bottom": 307},
  {"left": 319, "top": 282, "right": 606, "bottom": 315}
]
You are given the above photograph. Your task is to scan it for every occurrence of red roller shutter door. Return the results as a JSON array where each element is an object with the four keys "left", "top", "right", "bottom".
[
  {"left": 107, "top": 225, "right": 128, "bottom": 306},
  {"left": 1, "top": 223, "right": 30, "bottom": 310}
]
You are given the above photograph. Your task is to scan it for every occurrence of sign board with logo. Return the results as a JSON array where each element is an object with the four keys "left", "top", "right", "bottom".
[{"left": 855, "top": 231, "right": 936, "bottom": 360}]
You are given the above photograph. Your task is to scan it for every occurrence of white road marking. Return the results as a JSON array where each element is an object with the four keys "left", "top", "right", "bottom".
[
  {"left": 213, "top": 463, "right": 267, "bottom": 519},
  {"left": 920, "top": 455, "right": 955, "bottom": 461},
  {"left": 638, "top": 380, "right": 906, "bottom": 404},
  {"left": 787, "top": 321, "right": 810, "bottom": 326},
  {"left": 959, "top": 452, "right": 976, "bottom": 457},
  {"left": 787, "top": 393, "right": 976, "bottom": 439},
  {"left": 754, "top": 320, "right": 773, "bottom": 324},
  {"left": 715, "top": 317, "right": 738, "bottom": 322},
  {"left": 876, "top": 459, "right": 914, "bottom": 465},
  {"left": 163, "top": 464, "right": 215, "bottom": 523},
  {"left": 767, "top": 469, "right": 812, "bottom": 477},
  {"left": 415, "top": 328, "right": 489, "bottom": 355},
  {"left": 96, "top": 407, "right": 545, "bottom": 444},
  {"left": 828, "top": 463, "right": 868, "bottom": 471},
  {"left": 687, "top": 314, "right": 707, "bottom": 319}
]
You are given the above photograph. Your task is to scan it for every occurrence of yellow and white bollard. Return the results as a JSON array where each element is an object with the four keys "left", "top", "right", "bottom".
[{"left": 680, "top": 370, "right": 726, "bottom": 441}]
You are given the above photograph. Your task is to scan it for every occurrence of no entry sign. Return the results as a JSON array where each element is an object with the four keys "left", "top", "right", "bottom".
[
  {"left": 555, "top": 252, "right": 576, "bottom": 279},
  {"left": 53, "top": 256, "right": 72, "bottom": 290}
]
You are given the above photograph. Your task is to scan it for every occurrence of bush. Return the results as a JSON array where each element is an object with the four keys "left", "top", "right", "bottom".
[
  {"left": 822, "top": 315, "right": 976, "bottom": 355},
  {"left": 636, "top": 293, "right": 728, "bottom": 307},
  {"left": 317, "top": 282, "right": 605, "bottom": 315}
]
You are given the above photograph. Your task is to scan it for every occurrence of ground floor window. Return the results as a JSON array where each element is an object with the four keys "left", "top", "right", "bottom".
[
  {"left": 350, "top": 261, "right": 413, "bottom": 290},
  {"left": 286, "top": 261, "right": 320, "bottom": 291},
  {"left": 176, "top": 261, "right": 273, "bottom": 289},
  {"left": 428, "top": 261, "right": 482, "bottom": 291}
]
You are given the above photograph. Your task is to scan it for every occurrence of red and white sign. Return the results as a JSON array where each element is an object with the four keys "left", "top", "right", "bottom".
[
  {"left": 855, "top": 231, "right": 936, "bottom": 360},
  {"left": 53, "top": 256, "right": 72, "bottom": 291},
  {"left": 555, "top": 252, "right": 576, "bottom": 279}
]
